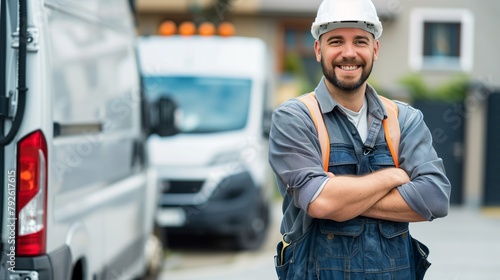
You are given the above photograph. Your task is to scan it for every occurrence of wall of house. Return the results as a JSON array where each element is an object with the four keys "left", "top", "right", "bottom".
[{"left": 373, "top": 0, "right": 500, "bottom": 92}]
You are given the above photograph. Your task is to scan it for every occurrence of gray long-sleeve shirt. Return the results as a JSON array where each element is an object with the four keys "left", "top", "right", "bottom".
[{"left": 268, "top": 78, "right": 451, "bottom": 242}]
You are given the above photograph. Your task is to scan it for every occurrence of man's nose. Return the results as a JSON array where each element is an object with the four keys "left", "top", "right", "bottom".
[{"left": 341, "top": 43, "right": 356, "bottom": 59}]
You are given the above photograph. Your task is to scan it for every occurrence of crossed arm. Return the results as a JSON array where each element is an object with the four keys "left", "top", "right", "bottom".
[
  {"left": 308, "top": 168, "right": 426, "bottom": 223},
  {"left": 269, "top": 100, "right": 449, "bottom": 224}
]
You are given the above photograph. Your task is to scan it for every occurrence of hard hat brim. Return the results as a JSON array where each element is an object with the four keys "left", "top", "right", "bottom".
[{"left": 312, "top": 21, "right": 382, "bottom": 40}]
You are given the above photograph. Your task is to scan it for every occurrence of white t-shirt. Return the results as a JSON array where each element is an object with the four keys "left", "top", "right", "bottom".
[{"left": 337, "top": 98, "right": 368, "bottom": 143}]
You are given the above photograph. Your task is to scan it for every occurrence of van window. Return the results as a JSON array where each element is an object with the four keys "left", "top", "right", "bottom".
[
  {"left": 48, "top": 7, "right": 135, "bottom": 132},
  {"left": 143, "top": 76, "right": 251, "bottom": 133}
]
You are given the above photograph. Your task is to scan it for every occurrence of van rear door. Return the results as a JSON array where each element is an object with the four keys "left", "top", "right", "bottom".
[{"left": 0, "top": 0, "right": 31, "bottom": 182}]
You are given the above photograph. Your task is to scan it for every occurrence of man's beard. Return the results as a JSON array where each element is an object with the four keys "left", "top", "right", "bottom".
[{"left": 321, "top": 56, "right": 374, "bottom": 93}]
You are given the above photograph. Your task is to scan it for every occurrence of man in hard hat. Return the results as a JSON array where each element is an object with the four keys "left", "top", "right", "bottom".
[{"left": 268, "top": 0, "right": 451, "bottom": 279}]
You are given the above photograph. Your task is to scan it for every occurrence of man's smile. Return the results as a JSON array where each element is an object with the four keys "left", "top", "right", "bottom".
[{"left": 337, "top": 65, "right": 361, "bottom": 71}]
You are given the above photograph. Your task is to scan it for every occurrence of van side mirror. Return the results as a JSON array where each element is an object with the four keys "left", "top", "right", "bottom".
[
  {"left": 262, "top": 109, "right": 272, "bottom": 138},
  {"left": 152, "top": 97, "right": 178, "bottom": 137}
]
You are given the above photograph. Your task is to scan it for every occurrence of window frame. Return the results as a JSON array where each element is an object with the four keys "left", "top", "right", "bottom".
[{"left": 408, "top": 8, "right": 474, "bottom": 72}]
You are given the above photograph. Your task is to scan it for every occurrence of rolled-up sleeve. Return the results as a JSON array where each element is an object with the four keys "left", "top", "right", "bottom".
[
  {"left": 268, "top": 100, "right": 329, "bottom": 212},
  {"left": 397, "top": 103, "right": 451, "bottom": 221}
]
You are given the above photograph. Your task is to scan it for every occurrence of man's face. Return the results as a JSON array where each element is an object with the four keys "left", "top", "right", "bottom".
[{"left": 315, "top": 28, "right": 379, "bottom": 93}]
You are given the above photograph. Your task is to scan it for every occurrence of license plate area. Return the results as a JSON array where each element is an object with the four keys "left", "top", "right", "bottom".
[{"left": 156, "top": 208, "right": 186, "bottom": 227}]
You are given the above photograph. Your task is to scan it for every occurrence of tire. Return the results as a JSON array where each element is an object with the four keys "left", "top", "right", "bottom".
[
  {"left": 141, "top": 227, "right": 164, "bottom": 280},
  {"left": 234, "top": 200, "right": 270, "bottom": 251}
]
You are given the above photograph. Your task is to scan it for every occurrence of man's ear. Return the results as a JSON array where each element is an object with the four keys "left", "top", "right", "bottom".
[
  {"left": 314, "top": 40, "right": 321, "bottom": 62},
  {"left": 373, "top": 40, "right": 380, "bottom": 61}
]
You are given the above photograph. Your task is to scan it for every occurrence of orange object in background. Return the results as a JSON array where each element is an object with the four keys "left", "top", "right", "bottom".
[
  {"left": 158, "top": 20, "right": 177, "bottom": 36},
  {"left": 179, "top": 21, "right": 196, "bottom": 36},
  {"left": 198, "top": 22, "right": 216, "bottom": 36},
  {"left": 157, "top": 20, "right": 235, "bottom": 37},
  {"left": 218, "top": 22, "right": 235, "bottom": 37}
]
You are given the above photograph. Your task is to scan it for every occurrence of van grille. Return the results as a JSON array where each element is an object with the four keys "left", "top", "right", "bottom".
[{"left": 161, "top": 180, "right": 204, "bottom": 194}]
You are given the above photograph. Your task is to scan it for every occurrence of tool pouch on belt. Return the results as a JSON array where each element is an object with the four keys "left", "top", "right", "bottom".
[{"left": 274, "top": 237, "right": 292, "bottom": 279}]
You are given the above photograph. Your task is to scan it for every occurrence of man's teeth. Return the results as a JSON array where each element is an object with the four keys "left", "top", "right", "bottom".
[{"left": 339, "top": 65, "right": 359, "bottom": 71}]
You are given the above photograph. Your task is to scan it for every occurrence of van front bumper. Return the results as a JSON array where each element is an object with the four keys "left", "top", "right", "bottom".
[
  {"left": 157, "top": 171, "right": 263, "bottom": 235},
  {"left": 10, "top": 245, "right": 71, "bottom": 280}
]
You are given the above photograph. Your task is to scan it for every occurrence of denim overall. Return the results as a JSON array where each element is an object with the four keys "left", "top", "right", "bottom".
[{"left": 275, "top": 143, "right": 431, "bottom": 280}]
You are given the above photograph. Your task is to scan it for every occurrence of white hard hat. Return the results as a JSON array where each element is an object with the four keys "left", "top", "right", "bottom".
[{"left": 311, "top": 0, "right": 383, "bottom": 40}]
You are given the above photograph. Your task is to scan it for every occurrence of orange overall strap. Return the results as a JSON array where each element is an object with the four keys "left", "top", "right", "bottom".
[
  {"left": 297, "top": 93, "right": 400, "bottom": 170},
  {"left": 379, "top": 96, "right": 401, "bottom": 168},
  {"left": 297, "top": 92, "right": 330, "bottom": 172}
]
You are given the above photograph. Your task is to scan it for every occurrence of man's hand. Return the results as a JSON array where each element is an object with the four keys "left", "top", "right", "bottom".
[
  {"left": 389, "top": 167, "right": 411, "bottom": 187},
  {"left": 362, "top": 188, "right": 427, "bottom": 222}
]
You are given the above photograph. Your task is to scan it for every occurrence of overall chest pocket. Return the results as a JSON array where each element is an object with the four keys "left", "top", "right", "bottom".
[
  {"left": 329, "top": 145, "right": 357, "bottom": 175},
  {"left": 368, "top": 149, "right": 396, "bottom": 172},
  {"left": 317, "top": 219, "right": 363, "bottom": 259},
  {"left": 378, "top": 221, "right": 410, "bottom": 259}
]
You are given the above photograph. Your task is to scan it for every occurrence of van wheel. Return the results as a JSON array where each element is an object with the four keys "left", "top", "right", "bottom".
[
  {"left": 71, "top": 259, "right": 84, "bottom": 280},
  {"left": 142, "top": 227, "right": 164, "bottom": 279},
  {"left": 234, "top": 201, "right": 270, "bottom": 251}
]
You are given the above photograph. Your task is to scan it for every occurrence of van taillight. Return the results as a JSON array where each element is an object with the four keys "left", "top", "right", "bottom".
[{"left": 16, "top": 130, "right": 48, "bottom": 256}]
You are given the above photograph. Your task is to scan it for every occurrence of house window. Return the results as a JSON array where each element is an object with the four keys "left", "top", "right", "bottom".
[
  {"left": 409, "top": 8, "right": 474, "bottom": 72},
  {"left": 423, "top": 22, "right": 461, "bottom": 58}
]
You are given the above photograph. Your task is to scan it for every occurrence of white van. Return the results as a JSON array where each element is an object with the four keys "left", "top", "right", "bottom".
[
  {"left": 0, "top": 0, "right": 161, "bottom": 279},
  {"left": 138, "top": 34, "right": 274, "bottom": 250}
]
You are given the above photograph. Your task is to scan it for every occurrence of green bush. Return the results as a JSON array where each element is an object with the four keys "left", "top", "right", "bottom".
[{"left": 399, "top": 73, "right": 469, "bottom": 103}]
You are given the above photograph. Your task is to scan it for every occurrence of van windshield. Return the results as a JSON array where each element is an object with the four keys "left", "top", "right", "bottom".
[{"left": 143, "top": 76, "right": 251, "bottom": 133}]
